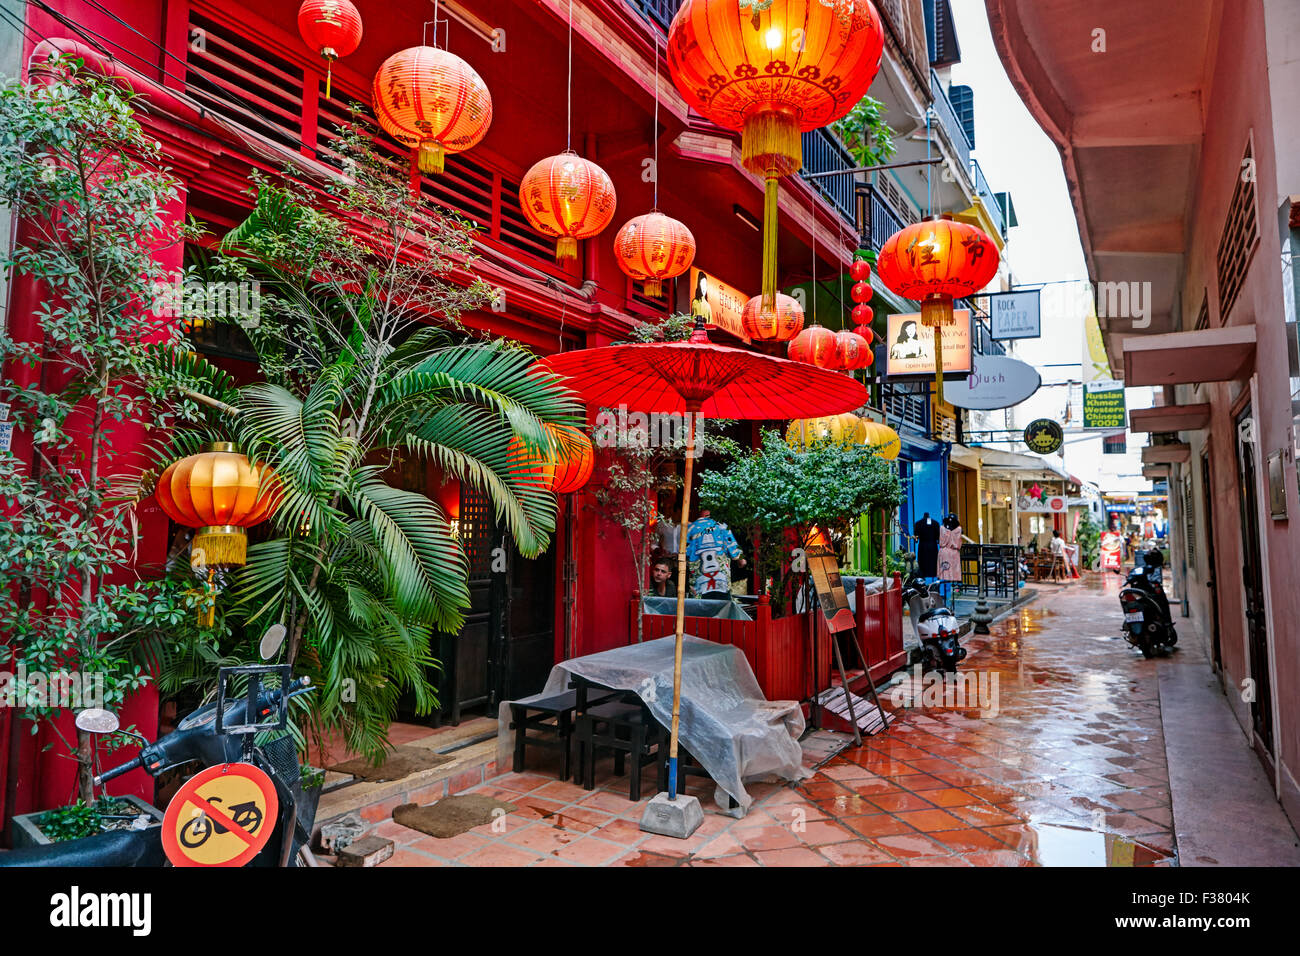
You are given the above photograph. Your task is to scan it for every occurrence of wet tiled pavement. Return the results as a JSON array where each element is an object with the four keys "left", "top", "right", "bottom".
[{"left": 378, "top": 575, "right": 1183, "bottom": 866}]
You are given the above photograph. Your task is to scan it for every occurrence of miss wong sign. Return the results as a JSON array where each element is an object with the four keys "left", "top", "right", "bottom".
[{"left": 944, "top": 354, "right": 1041, "bottom": 410}]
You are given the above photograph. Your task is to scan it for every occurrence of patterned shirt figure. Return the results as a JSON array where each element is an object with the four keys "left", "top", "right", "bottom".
[{"left": 685, "top": 516, "right": 743, "bottom": 597}]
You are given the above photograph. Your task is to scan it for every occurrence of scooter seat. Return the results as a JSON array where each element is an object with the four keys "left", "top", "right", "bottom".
[{"left": 0, "top": 826, "right": 164, "bottom": 867}]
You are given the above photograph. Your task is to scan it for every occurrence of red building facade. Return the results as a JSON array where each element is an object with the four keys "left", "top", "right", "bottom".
[{"left": 0, "top": 0, "right": 860, "bottom": 824}]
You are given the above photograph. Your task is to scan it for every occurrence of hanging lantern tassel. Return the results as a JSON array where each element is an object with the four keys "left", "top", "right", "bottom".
[
  {"left": 191, "top": 525, "right": 249, "bottom": 571},
  {"left": 761, "top": 175, "right": 780, "bottom": 310},
  {"left": 934, "top": 325, "right": 945, "bottom": 407},
  {"left": 643, "top": 279, "right": 663, "bottom": 297},
  {"left": 920, "top": 292, "right": 955, "bottom": 408},
  {"left": 418, "top": 140, "right": 446, "bottom": 176},
  {"left": 323, "top": 50, "right": 334, "bottom": 99},
  {"left": 556, "top": 236, "right": 578, "bottom": 261}
]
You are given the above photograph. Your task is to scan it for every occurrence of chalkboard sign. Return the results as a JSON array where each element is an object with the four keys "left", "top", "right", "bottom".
[{"left": 806, "top": 546, "right": 856, "bottom": 633}]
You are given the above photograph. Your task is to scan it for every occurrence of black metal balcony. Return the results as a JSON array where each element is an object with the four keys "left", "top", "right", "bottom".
[
  {"left": 637, "top": 0, "right": 681, "bottom": 31},
  {"left": 854, "top": 182, "right": 910, "bottom": 252},
  {"left": 799, "top": 128, "right": 856, "bottom": 224}
]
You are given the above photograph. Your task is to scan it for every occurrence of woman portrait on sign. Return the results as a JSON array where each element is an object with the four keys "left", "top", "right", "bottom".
[
  {"left": 890, "top": 319, "right": 928, "bottom": 360},
  {"left": 690, "top": 273, "right": 712, "bottom": 324}
]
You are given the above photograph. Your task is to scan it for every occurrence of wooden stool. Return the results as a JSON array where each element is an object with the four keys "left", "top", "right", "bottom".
[
  {"left": 509, "top": 691, "right": 580, "bottom": 779},
  {"left": 575, "top": 700, "right": 664, "bottom": 801}
]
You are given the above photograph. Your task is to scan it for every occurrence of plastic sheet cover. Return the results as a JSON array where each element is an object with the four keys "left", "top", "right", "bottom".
[
  {"left": 640, "top": 596, "right": 753, "bottom": 621},
  {"left": 498, "top": 636, "right": 807, "bottom": 812}
]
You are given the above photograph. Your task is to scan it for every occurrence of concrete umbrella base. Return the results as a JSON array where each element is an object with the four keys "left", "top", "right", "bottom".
[{"left": 639, "top": 792, "right": 703, "bottom": 838}]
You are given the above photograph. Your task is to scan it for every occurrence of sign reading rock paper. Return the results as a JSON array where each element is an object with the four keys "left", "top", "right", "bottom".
[
  {"left": 989, "top": 289, "right": 1041, "bottom": 339},
  {"left": 944, "top": 354, "right": 1041, "bottom": 410}
]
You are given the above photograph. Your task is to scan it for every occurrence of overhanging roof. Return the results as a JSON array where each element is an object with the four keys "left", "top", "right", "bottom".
[
  {"left": 1141, "top": 443, "right": 1191, "bottom": 464},
  {"left": 1129, "top": 403, "right": 1211, "bottom": 433},
  {"left": 1123, "top": 325, "right": 1256, "bottom": 386},
  {"left": 964, "top": 446, "right": 1071, "bottom": 480},
  {"left": 1143, "top": 464, "right": 1172, "bottom": 480}
]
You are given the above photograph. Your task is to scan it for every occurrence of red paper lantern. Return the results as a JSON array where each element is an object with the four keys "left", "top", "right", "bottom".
[
  {"left": 850, "top": 281, "right": 873, "bottom": 304},
  {"left": 547, "top": 424, "right": 594, "bottom": 494},
  {"left": 373, "top": 46, "right": 492, "bottom": 175},
  {"left": 741, "top": 292, "right": 805, "bottom": 342},
  {"left": 787, "top": 326, "right": 838, "bottom": 368},
  {"left": 876, "top": 218, "right": 1000, "bottom": 327},
  {"left": 852, "top": 324, "right": 875, "bottom": 347},
  {"left": 520, "top": 152, "right": 617, "bottom": 262},
  {"left": 850, "top": 304, "right": 874, "bottom": 326},
  {"left": 506, "top": 433, "right": 557, "bottom": 492},
  {"left": 849, "top": 259, "right": 872, "bottom": 282},
  {"left": 613, "top": 211, "right": 695, "bottom": 296},
  {"left": 297, "top": 0, "right": 363, "bottom": 98},
  {"left": 834, "top": 330, "right": 870, "bottom": 371},
  {"left": 667, "top": 0, "right": 885, "bottom": 311}
]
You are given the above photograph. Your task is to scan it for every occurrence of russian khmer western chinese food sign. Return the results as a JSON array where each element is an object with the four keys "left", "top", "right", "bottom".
[{"left": 1083, "top": 381, "right": 1126, "bottom": 429}]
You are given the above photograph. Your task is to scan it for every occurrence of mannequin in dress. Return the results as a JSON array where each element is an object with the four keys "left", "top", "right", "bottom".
[
  {"left": 913, "top": 512, "right": 940, "bottom": 578},
  {"left": 938, "top": 513, "right": 963, "bottom": 593}
]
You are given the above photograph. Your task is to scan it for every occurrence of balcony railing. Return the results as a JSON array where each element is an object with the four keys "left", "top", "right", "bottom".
[
  {"left": 799, "top": 128, "right": 856, "bottom": 224},
  {"left": 969, "top": 158, "right": 1006, "bottom": 239},
  {"left": 930, "top": 69, "right": 971, "bottom": 172},
  {"left": 881, "top": 382, "right": 930, "bottom": 434},
  {"left": 854, "top": 182, "right": 910, "bottom": 252},
  {"left": 637, "top": 0, "right": 681, "bottom": 30}
]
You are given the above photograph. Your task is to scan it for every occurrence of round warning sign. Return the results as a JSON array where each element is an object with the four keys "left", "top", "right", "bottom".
[{"left": 162, "top": 762, "right": 278, "bottom": 867}]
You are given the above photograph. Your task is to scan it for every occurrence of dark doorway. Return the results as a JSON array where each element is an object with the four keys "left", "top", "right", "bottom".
[
  {"left": 1233, "top": 407, "right": 1273, "bottom": 757},
  {"left": 1200, "top": 452, "right": 1221, "bottom": 670}
]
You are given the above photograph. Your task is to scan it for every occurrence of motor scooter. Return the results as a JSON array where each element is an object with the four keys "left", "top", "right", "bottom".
[
  {"left": 1119, "top": 548, "right": 1178, "bottom": 659},
  {"left": 901, "top": 572, "right": 967, "bottom": 673},
  {"left": 0, "top": 626, "right": 319, "bottom": 867}
]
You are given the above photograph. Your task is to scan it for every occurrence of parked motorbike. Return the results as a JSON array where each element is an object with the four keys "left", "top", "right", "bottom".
[
  {"left": 1119, "top": 548, "right": 1178, "bottom": 659},
  {"left": 901, "top": 572, "right": 967, "bottom": 673},
  {"left": 0, "top": 626, "right": 319, "bottom": 867}
]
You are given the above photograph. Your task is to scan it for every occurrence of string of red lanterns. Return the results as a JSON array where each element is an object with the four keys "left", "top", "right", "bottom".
[{"left": 297, "top": 0, "right": 363, "bottom": 99}]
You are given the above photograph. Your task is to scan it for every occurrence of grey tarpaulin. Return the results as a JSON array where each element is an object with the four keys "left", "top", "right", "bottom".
[
  {"left": 640, "top": 595, "right": 753, "bottom": 621},
  {"left": 497, "top": 635, "right": 807, "bottom": 813}
]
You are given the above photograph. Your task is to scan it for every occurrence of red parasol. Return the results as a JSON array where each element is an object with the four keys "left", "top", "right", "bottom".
[{"left": 539, "top": 320, "right": 867, "bottom": 815}]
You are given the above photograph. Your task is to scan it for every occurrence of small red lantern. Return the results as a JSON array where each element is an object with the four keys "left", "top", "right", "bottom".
[
  {"left": 787, "top": 326, "right": 838, "bottom": 368},
  {"left": 850, "top": 304, "right": 873, "bottom": 326},
  {"left": 520, "top": 152, "right": 617, "bottom": 262},
  {"left": 373, "top": 46, "right": 493, "bottom": 175},
  {"left": 547, "top": 424, "right": 594, "bottom": 494},
  {"left": 853, "top": 325, "right": 875, "bottom": 347},
  {"left": 850, "top": 281, "right": 873, "bottom": 304},
  {"left": 741, "top": 292, "right": 805, "bottom": 342},
  {"left": 297, "top": 0, "right": 363, "bottom": 98},
  {"left": 849, "top": 259, "right": 872, "bottom": 282},
  {"left": 613, "top": 211, "right": 695, "bottom": 297},
  {"left": 834, "top": 330, "right": 870, "bottom": 371}
]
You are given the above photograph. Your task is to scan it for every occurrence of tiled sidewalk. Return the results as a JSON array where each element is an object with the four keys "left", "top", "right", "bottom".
[{"left": 376, "top": 576, "right": 1178, "bottom": 866}]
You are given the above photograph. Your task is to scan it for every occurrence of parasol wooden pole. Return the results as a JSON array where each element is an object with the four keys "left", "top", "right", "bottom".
[{"left": 669, "top": 405, "right": 700, "bottom": 800}]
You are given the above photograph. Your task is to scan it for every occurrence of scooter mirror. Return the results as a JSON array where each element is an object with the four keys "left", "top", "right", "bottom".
[
  {"left": 259, "top": 623, "right": 287, "bottom": 661},
  {"left": 75, "top": 708, "right": 120, "bottom": 734}
]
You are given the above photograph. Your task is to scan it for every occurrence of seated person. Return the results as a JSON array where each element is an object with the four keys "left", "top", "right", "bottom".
[{"left": 648, "top": 556, "right": 677, "bottom": 598}]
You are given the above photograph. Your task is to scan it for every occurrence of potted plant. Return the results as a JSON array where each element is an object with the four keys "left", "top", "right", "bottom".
[{"left": 11, "top": 794, "right": 164, "bottom": 849}]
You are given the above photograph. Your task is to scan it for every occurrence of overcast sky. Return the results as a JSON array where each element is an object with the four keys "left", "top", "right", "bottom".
[{"left": 948, "top": 0, "right": 1154, "bottom": 493}]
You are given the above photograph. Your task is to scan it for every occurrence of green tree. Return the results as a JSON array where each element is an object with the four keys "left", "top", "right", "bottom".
[
  {"left": 155, "top": 114, "right": 580, "bottom": 762},
  {"left": 699, "top": 430, "right": 903, "bottom": 615},
  {"left": 831, "top": 95, "right": 897, "bottom": 169},
  {"left": 0, "top": 59, "right": 218, "bottom": 803}
]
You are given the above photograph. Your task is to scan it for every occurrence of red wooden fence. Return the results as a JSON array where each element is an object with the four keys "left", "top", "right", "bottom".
[{"left": 632, "top": 575, "right": 905, "bottom": 703}]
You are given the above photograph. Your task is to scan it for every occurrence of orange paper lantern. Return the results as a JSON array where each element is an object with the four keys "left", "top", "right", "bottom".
[
  {"left": 787, "top": 325, "right": 838, "bottom": 368},
  {"left": 546, "top": 424, "right": 594, "bottom": 494},
  {"left": 372, "top": 46, "right": 492, "bottom": 175},
  {"left": 520, "top": 152, "right": 617, "bottom": 262},
  {"left": 506, "top": 433, "right": 557, "bottom": 492},
  {"left": 297, "top": 0, "right": 363, "bottom": 98},
  {"left": 155, "top": 444, "right": 278, "bottom": 570},
  {"left": 876, "top": 218, "right": 1000, "bottom": 327},
  {"left": 741, "top": 292, "right": 805, "bottom": 342},
  {"left": 613, "top": 211, "right": 696, "bottom": 297},
  {"left": 667, "top": 0, "right": 884, "bottom": 310}
]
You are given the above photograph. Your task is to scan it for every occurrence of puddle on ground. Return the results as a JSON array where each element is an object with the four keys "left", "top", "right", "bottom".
[{"left": 1013, "top": 823, "right": 1174, "bottom": 866}]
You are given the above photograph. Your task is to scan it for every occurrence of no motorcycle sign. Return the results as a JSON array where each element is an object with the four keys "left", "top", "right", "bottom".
[{"left": 161, "top": 762, "right": 278, "bottom": 867}]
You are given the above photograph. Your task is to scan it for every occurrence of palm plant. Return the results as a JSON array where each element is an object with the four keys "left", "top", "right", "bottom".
[{"left": 149, "top": 114, "right": 580, "bottom": 761}]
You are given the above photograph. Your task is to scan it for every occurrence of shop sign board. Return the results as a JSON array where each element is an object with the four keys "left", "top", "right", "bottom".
[
  {"left": 944, "top": 354, "right": 1041, "bottom": 410},
  {"left": 1083, "top": 380, "right": 1126, "bottom": 429},
  {"left": 1023, "top": 419, "right": 1064, "bottom": 455},
  {"left": 884, "top": 310, "right": 973, "bottom": 379},
  {"left": 688, "top": 267, "right": 750, "bottom": 343},
  {"left": 988, "top": 289, "right": 1041, "bottom": 339}
]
